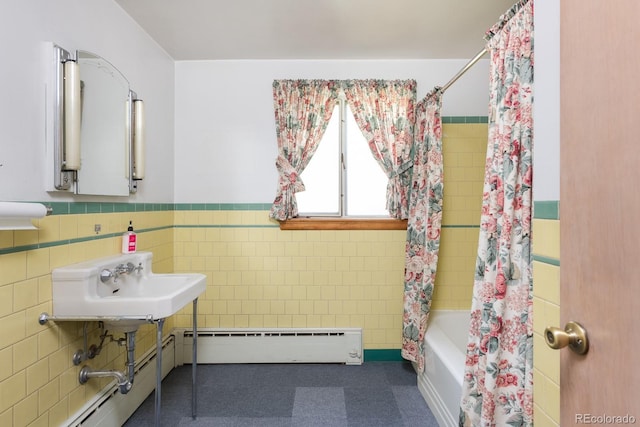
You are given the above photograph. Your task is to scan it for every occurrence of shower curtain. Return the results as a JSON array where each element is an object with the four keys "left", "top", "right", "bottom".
[
  {"left": 459, "top": 1, "right": 534, "bottom": 426},
  {"left": 401, "top": 89, "right": 443, "bottom": 371}
]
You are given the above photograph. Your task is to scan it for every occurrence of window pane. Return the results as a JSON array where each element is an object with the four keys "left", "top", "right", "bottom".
[
  {"left": 297, "top": 106, "right": 340, "bottom": 215},
  {"left": 345, "top": 106, "right": 388, "bottom": 217}
]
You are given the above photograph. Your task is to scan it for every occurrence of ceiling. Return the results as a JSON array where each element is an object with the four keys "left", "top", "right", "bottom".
[{"left": 114, "top": 0, "right": 517, "bottom": 60}]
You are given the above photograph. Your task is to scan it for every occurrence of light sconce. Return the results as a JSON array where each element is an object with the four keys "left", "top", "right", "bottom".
[
  {"left": 133, "top": 98, "right": 145, "bottom": 180},
  {"left": 128, "top": 91, "right": 145, "bottom": 193},
  {"left": 52, "top": 45, "right": 82, "bottom": 190}
]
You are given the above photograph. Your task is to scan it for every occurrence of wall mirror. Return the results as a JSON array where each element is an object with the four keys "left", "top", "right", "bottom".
[
  {"left": 76, "top": 50, "right": 131, "bottom": 196},
  {"left": 49, "top": 44, "right": 145, "bottom": 196}
]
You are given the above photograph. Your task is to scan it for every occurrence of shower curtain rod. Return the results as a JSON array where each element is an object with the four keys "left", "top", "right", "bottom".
[
  {"left": 439, "top": 0, "right": 530, "bottom": 94},
  {"left": 439, "top": 47, "right": 488, "bottom": 93}
]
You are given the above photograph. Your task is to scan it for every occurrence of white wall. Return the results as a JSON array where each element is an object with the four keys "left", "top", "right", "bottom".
[
  {"left": 533, "top": 0, "right": 560, "bottom": 201},
  {"left": 0, "top": 0, "right": 175, "bottom": 203},
  {"left": 0, "top": 1, "right": 556, "bottom": 206},
  {"left": 174, "top": 59, "right": 492, "bottom": 203}
]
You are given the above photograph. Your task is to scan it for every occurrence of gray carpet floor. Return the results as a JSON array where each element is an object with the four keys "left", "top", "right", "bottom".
[{"left": 123, "top": 362, "right": 439, "bottom": 426}]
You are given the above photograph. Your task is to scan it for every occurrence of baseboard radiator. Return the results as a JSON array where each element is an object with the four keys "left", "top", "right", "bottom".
[
  {"left": 63, "top": 335, "right": 175, "bottom": 427},
  {"left": 178, "top": 328, "right": 363, "bottom": 365}
]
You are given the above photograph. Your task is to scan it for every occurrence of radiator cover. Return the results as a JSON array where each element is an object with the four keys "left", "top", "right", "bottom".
[{"left": 180, "top": 328, "right": 363, "bottom": 365}]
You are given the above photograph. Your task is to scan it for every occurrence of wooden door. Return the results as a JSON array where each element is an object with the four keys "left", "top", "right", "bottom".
[{"left": 560, "top": 0, "right": 640, "bottom": 424}]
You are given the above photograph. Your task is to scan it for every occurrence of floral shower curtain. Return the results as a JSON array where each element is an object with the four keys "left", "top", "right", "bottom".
[
  {"left": 459, "top": 1, "right": 534, "bottom": 426},
  {"left": 401, "top": 89, "right": 444, "bottom": 371},
  {"left": 270, "top": 80, "right": 340, "bottom": 220},
  {"left": 342, "top": 80, "right": 417, "bottom": 219}
]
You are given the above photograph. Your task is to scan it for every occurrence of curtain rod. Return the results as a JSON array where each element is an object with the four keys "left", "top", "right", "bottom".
[{"left": 439, "top": 47, "right": 488, "bottom": 94}]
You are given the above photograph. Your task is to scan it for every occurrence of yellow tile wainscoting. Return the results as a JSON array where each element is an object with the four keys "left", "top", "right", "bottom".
[
  {"left": 0, "top": 211, "right": 174, "bottom": 426},
  {"left": 532, "top": 214, "right": 561, "bottom": 427}
]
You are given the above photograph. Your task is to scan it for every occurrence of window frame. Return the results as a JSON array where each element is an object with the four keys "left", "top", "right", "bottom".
[
  {"left": 278, "top": 217, "right": 407, "bottom": 231},
  {"left": 295, "top": 94, "right": 390, "bottom": 220}
]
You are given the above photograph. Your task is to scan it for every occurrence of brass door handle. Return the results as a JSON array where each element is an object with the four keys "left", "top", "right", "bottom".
[{"left": 544, "top": 321, "right": 589, "bottom": 355}]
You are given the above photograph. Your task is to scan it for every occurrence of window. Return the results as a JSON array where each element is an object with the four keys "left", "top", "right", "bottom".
[
  {"left": 270, "top": 79, "right": 415, "bottom": 228},
  {"left": 296, "top": 97, "right": 389, "bottom": 217}
]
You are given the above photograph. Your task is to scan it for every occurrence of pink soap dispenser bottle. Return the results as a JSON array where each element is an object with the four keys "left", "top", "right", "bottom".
[{"left": 122, "top": 221, "right": 137, "bottom": 253}]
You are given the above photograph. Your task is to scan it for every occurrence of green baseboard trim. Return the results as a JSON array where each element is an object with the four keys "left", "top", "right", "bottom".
[
  {"left": 533, "top": 200, "right": 559, "bottom": 220},
  {"left": 13, "top": 202, "right": 274, "bottom": 216},
  {"left": 174, "top": 203, "right": 272, "bottom": 211},
  {"left": 0, "top": 225, "right": 174, "bottom": 256},
  {"left": 533, "top": 254, "right": 560, "bottom": 267},
  {"left": 45, "top": 202, "right": 175, "bottom": 215},
  {"left": 441, "top": 116, "right": 489, "bottom": 124},
  {"left": 363, "top": 349, "right": 405, "bottom": 362}
]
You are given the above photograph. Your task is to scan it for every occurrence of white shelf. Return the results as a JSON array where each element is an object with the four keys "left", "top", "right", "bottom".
[{"left": 0, "top": 202, "right": 50, "bottom": 230}]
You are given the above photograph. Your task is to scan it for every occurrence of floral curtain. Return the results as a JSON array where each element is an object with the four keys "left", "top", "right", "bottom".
[
  {"left": 342, "top": 80, "right": 417, "bottom": 219},
  {"left": 401, "top": 89, "right": 444, "bottom": 371},
  {"left": 459, "top": 1, "right": 534, "bottom": 426},
  {"left": 269, "top": 80, "right": 340, "bottom": 220}
]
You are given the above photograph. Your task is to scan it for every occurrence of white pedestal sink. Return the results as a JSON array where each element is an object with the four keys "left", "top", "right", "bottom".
[
  {"left": 50, "top": 251, "right": 205, "bottom": 329},
  {"left": 42, "top": 251, "right": 205, "bottom": 426}
]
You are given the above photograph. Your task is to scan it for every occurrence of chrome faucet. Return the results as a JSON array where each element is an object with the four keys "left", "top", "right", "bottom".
[
  {"left": 100, "top": 262, "right": 143, "bottom": 283},
  {"left": 100, "top": 269, "right": 116, "bottom": 283},
  {"left": 115, "top": 262, "right": 136, "bottom": 275}
]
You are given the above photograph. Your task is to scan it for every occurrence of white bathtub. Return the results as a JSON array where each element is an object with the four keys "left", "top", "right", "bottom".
[{"left": 415, "top": 310, "right": 470, "bottom": 427}]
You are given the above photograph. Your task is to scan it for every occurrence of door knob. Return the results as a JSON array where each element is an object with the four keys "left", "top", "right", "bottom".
[{"left": 544, "top": 321, "right": 589, "bottom": 355}]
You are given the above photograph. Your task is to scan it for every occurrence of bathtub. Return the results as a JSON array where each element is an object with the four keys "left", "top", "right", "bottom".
[{"left": 415, "top": 310, "right": 470, "bottom": 427}]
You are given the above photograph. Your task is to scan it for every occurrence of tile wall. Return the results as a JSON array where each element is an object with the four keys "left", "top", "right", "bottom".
[
  {"left": 170, "top": 122, "right": 488, "bottom": 350},
  {"left": 0, "top": 209, "right": 174, "bottom": 426},
  {"left": 531, "top": 201, "right": 561, "bottom": 426},
  {"left": 436, "top": 121, "right": 487, "bottom": 309}
]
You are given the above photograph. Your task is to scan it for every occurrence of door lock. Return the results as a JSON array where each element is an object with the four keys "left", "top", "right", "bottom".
[{"left": 544, "top": 321, "right": 589, "bottom": 355}]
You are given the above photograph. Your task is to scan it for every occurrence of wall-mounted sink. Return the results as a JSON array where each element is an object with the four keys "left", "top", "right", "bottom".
[{"left": 51, "top": 252, "right": 206, "bottom": 331}]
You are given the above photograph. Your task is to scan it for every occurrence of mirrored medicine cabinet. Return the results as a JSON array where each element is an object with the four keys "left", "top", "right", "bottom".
[{"left": 50, "top": 44, "right": 145, "bottom": 196}]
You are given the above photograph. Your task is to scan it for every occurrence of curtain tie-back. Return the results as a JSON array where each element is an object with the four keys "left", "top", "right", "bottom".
[
  {"left": 275, "top": 155, "right": 305, "bottom": 193},
  {"left": 383, "top": 160, "right": 413, "bottom": 180}
]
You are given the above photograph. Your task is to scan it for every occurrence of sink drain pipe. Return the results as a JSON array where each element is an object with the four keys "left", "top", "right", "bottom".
[{"left": 79, "top": 331, "right": 136, "bottom": 394}]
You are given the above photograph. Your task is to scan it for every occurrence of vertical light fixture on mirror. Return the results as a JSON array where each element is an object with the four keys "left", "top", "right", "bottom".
[
  {"left": 52, "top": 45, "right": 81, "bottom": 190},
  {"left": 128, "top": 90, "right": 145, "bottom": 193}
]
